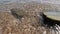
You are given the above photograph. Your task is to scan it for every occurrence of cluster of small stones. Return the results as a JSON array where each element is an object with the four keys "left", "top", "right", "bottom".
[
  {"left": 0, "top": 11, "right": 45, "bottom": 34},
  {"left": 0, "top": 11, "right": 60, "bottom": 34}
]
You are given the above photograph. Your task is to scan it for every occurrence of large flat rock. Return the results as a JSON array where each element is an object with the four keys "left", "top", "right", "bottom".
[{"left": 44, "top": 11, "right": 60, "bottom": 21}]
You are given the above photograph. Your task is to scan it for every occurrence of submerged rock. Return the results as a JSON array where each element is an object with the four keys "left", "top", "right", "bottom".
[{"left": 10, "top": 8, "right": 27, "bottom": 19}]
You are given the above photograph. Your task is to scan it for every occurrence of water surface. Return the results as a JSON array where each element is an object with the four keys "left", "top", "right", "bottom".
[{"left": 0, "top": 0, "right": 60, "bottom": 4}]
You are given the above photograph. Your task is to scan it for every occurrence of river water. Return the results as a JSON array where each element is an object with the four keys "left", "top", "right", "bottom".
[
  {"left": 0, "top": 0, "right": 60, "bottom": 4},
  {"left": 0, "top": 0, "right": 60, "bottom": 34},
  {"left": 0, "top": 0, "right": 60, "bottom": 17},
  {"left": 0, "top": 0, "right": 60, "bottom": 19}
]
